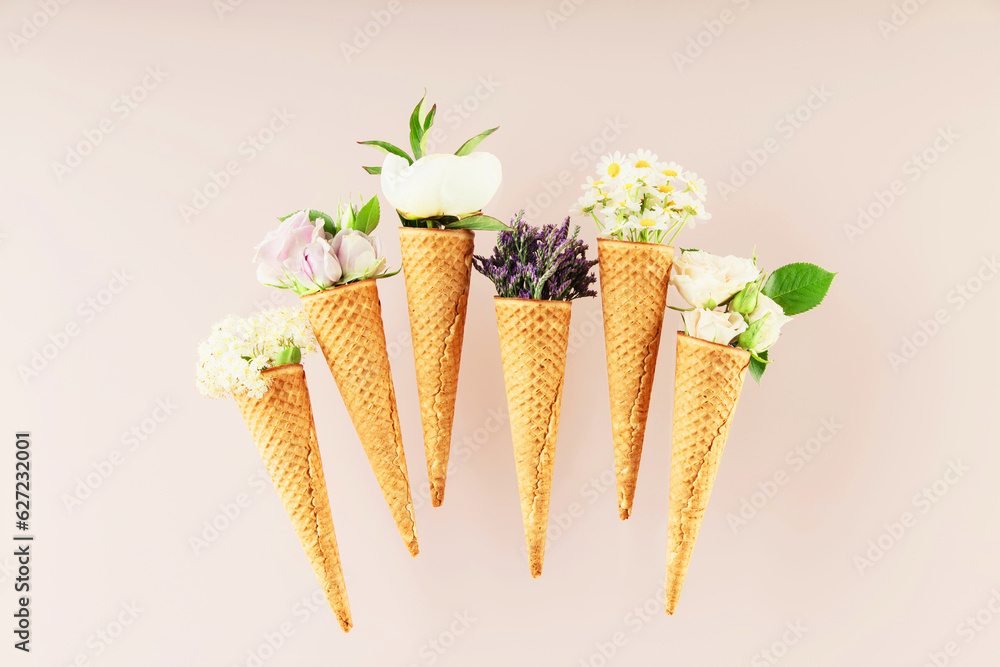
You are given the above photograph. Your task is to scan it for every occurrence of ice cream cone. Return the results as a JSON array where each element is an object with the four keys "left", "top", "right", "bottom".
[
  {"left": 494, "top": 297, "right": 573, "bottom": 578},
  {"left": 301, "top": 280, "right": 418, "bottom": 557},
  {"left": 234, "top": 364, "right": 352, "bottom": 632},
  {"left": 398, "top": 227, "right": 475, "bottom": 508},
  {"left": 597, "top": 238, "right": 674, "bottom": 520},
  {"left": 665, "top": 334, "right": 750, "bottom": 614}
]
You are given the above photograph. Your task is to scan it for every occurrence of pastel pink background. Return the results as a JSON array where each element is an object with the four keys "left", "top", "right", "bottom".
[{"left": 3, "top": 0, "right": 999, "bottom": 665}]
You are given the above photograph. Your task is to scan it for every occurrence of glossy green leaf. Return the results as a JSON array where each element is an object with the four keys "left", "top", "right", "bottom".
[
  {"left": 444, "top": 215, "right": 511, "bottom": 231},
  {"left": 357, "top": 140, "right": 412, "bottom": 164},
  {"left": 762, "top": 262, "right": 836, "bottom": 316},
  {"left": 353, "top": 195, "right": 381, "bottom": 234},
  {"left": 455, "top": 126, "right": 498, "bottom": 156}
]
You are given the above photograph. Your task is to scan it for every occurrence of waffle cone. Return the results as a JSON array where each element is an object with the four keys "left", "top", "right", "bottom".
[
  {"left": 234, "top": 364, "right": 352, "bottom": 632},
  {"left": 398, "top": 227, "right": 475, "bottom": 508},
  {"left": 665, "top": 334, "right": 750, "bottom": 614},
  {"left": 494, "top": 298, "right": 572, "bottom": 578},
  {"left": 597, "top": 239, "right": 674, "bottom": 520},
  {"left": 301, "top": 280, "right": 418, "bottom": 557}
]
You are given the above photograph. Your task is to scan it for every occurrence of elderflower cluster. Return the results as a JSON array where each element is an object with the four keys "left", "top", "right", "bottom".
[
  {"left": 195, "top": 308, "right": 317, "bottom": 399},
  {"left": 572, "top": 149, "right": 710, "bottom": 244}
]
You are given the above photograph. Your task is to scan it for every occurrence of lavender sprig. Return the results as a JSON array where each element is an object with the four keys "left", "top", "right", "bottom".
[{"left": 473, "top": 211, "right": 597, "bottom": 301}]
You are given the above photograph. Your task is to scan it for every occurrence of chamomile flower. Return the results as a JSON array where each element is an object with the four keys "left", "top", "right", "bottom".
[
  {"left": 658, "top": 161, "right": 685, "bottom": 179},
  {"left": 574, "top": 150, "right": 709, "bottom": 244},
  {"left": 685, "top": 175, "right": 708, "bottom": 202},
  {"left": 629, "top": 149, "right": 659, "bottom": 170},
  {"left": 597, "top": 152, "right": 627, "bottom": 180}
]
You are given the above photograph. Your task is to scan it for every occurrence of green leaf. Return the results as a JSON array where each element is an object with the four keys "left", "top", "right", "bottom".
[
  {"left": 357, "top": 140, "right": 412, "bottom": 164},
  {"left": 362, "top": 165, "right": 382, "bottom": 174},
  {"left": 444, "top": 215, "right": 511, "bottom": 231},
  {"left": 749, "top": 350, "right": 768, "bottom": 383},
  {"left": 409, "top": 93, "right": 426, "bottom": 160},
  {"left": 422, "top": 103, "right": 437, "bottom": 132},
  {"left": 353, "top": 195, "right": 381, "bottom": 234},
  {"left": 762, "top": 262, "right": 836, "bottom": 316},
  {"left": 273, "top": 346, "right": 301, "bottom": 366},
  {"left": 455, "top": 126, "right": 498, "bottom": 156},
  {"left": 418, "top": 103, "right": 436, "bottom": 158}
]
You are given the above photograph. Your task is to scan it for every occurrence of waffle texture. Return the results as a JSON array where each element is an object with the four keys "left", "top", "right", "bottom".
[
  {"left": 234, "top": 364, "right": 352, "bottom": 632},
  {"left": 665, "top": 334, "right": 750, "bottom": 614},
  {"left": 494, "top": 297, "right": 573, "bottom": 578},
  {"left": 398, "top": 227, "right": 475, "bottom": 508},
  {"left": 301, "top": 280, "right": 418, "bottom": 557},
  {"left": 597, "top": 239, "right": 674, "bottom": 520}
]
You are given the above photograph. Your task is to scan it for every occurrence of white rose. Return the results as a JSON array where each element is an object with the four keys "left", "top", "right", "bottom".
[
  {"left": 380, "top": 152, "right": 502, "bottom": 220},
  {"left": 682, "top": 308, "right": 748, "bottom": 346},
  {"left": 670, "top": 250, "right": 761, "bottom": 308},
  {"left": 744, "top": 294, "right": 792, "bottom": 353}
]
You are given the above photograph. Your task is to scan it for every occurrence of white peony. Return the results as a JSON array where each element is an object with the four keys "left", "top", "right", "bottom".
[{"left": 380, "top": 152, "right": 502, "bottom": 220}]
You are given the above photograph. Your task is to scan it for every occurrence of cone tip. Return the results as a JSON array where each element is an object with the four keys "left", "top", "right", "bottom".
[
  {"left": 407, "top": 539, "right": 420, "bottom": 558},
  {"left": 619, "top": 507, "right": 631, "bottom": 520},
  {"left": 338, "top": 616, "right": 353, "bottom": 632},
  {"left": 529, "top": 561, "right": 543, "bottom": 578},
  {"left": 430, "top": 483, "right": 444, "bottom": 508}
]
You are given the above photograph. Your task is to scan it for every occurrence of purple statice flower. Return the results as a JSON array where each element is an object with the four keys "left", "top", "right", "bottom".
[{"left": 473, "top": 211, "right": 597, "bottom": 301}]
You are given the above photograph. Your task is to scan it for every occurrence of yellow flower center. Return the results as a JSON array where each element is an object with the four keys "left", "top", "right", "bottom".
[
  {"left": 634, "top": 159, "right": 650, "bottom": 168},
  {"left": 607, "top": 163, "right": 621, "bottom": 177},
  {"left": 657, "top": 185, "right": 674, "bottom": 194},
  {"left": 639, "top": 218, "right": 657, "bottom": 227},
  {"left": 592, "top": 180, "right": 605, "bottom": 187},
  {"left": 624, "top": 183, "right": 633, "bottom": 190},
  {"left": 688, "top": 180, "right": 698, "bottom": 191},
  {"left": 662, "top": 169, "right": 678, "bottom": 177}
]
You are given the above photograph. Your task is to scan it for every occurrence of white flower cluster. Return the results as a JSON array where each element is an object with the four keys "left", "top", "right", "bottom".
[
  {"left": 670, "top": 250, "right": 792, "bottom": 354},
  {"left": 195, "top": 307, "right": 317, "bottom": 399},
  {"left": 572, "top": 149, "right": 710, "bottom": 244}
]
